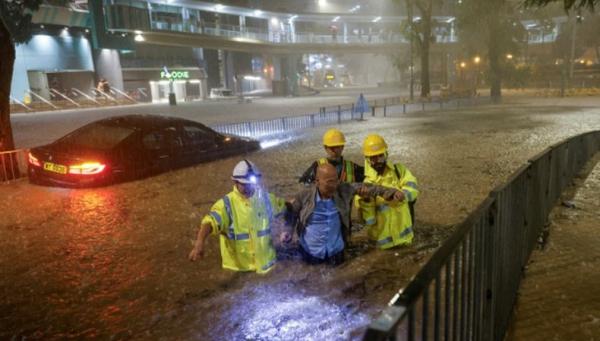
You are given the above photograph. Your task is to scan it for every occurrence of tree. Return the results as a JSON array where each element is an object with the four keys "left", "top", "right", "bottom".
[
  {"left": 455, "top": 0, "right": 524, "bottom": 103},
  {"left": 0, "top": 0, "right": 42, "bottom": 152},
  {"left": 524, "top": 0, "right": 598, "bottom": 10},
  {"left": 392, "top": 0, "right": 440, "bottom": 99}
]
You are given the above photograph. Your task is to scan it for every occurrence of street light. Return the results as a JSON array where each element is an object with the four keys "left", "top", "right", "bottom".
[
  {"left": 473, "top": 56, "right": 481, "bottom": 90},
  {"left": 506, "top": 54, "right": 513, "bottom": 60}
]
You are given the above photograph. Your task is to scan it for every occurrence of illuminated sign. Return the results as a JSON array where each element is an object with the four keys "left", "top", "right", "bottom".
[
  {"left": 326, "top": 74, "right": 335, "bottom": 80},
  {"left": 161, "top": 70, "right": 190, "bottom": 80}
]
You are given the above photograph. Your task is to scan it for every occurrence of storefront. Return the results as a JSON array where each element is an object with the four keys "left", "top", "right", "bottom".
[{"left": 122, "top": 67, "right": 208, "bottom": 103}]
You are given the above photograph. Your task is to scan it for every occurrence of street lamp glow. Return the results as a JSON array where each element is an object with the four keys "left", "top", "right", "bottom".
[
  {"left": 254, "top": 9, "right": 262, "bottom": 16},
  {"left": 372, "top": 16, "right": 382, "bottom": 23},
  {"left": 215, "top": 4, "right": 224, "bottom": 11},
  {"left": 270, "top": 17, "right": 279, "bottom": 25},
  {"left": 474, "top": 56, "right": 481, "bottom": 64},
  {"left": 460, "top": 62, "right": 467, "bottom": 68},
  {"left": 332, "top": 16, "right": 340, "bottom": 22},
  {"left": 318, "top": 0, "right": 327, "bottom": 7},
  {"left": 134, "top": 34, "right": 145, "bottom": 42},
  {"left": 506, "top": 54, "right": 513, "bottom": 60}
]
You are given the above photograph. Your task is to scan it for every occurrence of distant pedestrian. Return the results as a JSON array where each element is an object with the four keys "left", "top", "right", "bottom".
[{"left": 354, "top": 93, "right": 370, "bottom": 119}]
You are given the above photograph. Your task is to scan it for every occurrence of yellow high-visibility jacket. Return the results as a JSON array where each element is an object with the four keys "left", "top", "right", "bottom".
[
  {"left": 201, "top": 186, "right": 286, "bottom": 274},
  {"left": 361, "top": 161, "right": 419, "bottom": 249},
  {"left": 318, "top": 157, "right": 356, "bottom": 183}
]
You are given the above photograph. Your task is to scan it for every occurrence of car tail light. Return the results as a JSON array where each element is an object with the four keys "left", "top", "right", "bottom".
[
  {"left": 68, "top": 162, "right": 106, "bottom": 175},
  {"left": 28, "top": 152, "right": 41, "bottom": 167}
]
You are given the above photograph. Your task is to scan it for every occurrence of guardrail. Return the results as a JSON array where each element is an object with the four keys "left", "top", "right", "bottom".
[
  {"left": 211, "top": 96, "right": 490, "bottom": 139},
  {"left": 0, "top": 149, "right": 28, "bottom": 183},
  {"left": 363, "top": 130, "right": 600, "bottom": 341}
]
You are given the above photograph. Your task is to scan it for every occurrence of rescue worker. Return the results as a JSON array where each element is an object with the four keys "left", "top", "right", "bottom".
[
  {"left": 283, "top": 163, "right": 404, "bottom": 265},
  {"left": 361, "top": 134, "right": 419, "bottom": 249},
  {"left": 188, "top": 160, "right": 286, "bottom": 274},
  {"left": 299, "top": 128, "right": 364, "bottom": 185}
]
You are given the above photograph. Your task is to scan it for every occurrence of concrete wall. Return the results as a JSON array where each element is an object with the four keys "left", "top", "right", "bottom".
[{"left": 11, "top": 33, "right": 95, "bottom": 101}]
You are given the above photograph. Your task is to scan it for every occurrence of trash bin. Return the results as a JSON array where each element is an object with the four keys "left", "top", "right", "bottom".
[{"left": 168, "top": 92, "right": 177, "bottom": 106}]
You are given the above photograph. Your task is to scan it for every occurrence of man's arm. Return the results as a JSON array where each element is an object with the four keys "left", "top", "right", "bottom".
[
  {"left": 349, "top": 182, "right": 401, "bottom": 201},
  {"left": 298, "top": 161, "right": 318, "bottom": 185},
  {"left": 188, "top": 222, "right": 213, "bottom": 261}
]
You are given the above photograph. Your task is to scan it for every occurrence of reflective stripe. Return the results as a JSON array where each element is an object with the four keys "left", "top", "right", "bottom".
[
  {"left": 223, "top": 195, "right": 234, "bottom": 238},
  {"left": 365, "top": 217, "right": 376, "bottom": 225},
  {"left": 256, "top": 228, "right": 271, "bottom": 237},
  {"left": 234, "top": 233, "right": 250, "bottom": 240},
  {"left": 377, "top": 204, "right": 390, "bottom": 212},
  {"left": 261, "top": 258, "right": 276, "bottom": 271},
  {"left": 400, "top": 226, "right": 413, "bottom": 237},
  {"left": 403, "top": 189, "right": 413, "bottom": 202},
  {"left": 209, "top": 211, "right": 222, "bottom": 226},
  {"left": 345, "top": 160, "right": 354, "bottom": 182},
  {"left": 377, "top": 236, "right": 393, "bottom": 246},
  {"left": 406, "top": 181, "right": 418, "bottom": 190}
]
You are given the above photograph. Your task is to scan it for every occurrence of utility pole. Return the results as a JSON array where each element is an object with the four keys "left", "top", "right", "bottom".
[{"left": 407, "top": 0, "right": 414, "bottom": 101}]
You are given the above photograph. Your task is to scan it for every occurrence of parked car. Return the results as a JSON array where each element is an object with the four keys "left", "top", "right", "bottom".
[
  {"left": 27, "top": 114, "right": 260, "bottom": 187},
  {"left": 209, "top": 88, "right": 235, "bottom": 99}
]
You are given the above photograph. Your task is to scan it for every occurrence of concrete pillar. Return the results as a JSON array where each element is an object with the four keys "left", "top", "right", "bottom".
[{"left": 93, "top": 48, "right": 124, "bottom": 91}]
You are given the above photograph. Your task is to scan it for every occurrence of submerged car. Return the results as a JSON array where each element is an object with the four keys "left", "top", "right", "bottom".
[{"left": 28, "top": 114, "right": 260, "bottom": 187}]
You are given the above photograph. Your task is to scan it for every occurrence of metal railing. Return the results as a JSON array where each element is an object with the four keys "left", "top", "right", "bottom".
[
  {"left": 363, "top": 130, "right": 600, "bottom": 341},
  {"left": 211, "top": 96, "right": 490, "bottom": 140},
  {"left": 0, "top": 149, "right": 28, "bottom": 183}
]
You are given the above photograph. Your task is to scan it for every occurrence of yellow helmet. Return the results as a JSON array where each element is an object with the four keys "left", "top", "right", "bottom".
[
  {"left": 322, "top": 128, "right": 346, "bottom": 147},
  {"left": 363, "top": 134, "right": 388, "bottom": 156}
]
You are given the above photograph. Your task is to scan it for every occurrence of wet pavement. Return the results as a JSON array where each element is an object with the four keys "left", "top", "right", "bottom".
[
  {"left": 507, "top": 157, "right": 600, "bottom": 340},
  {"left": 1, "top": 96, "right": 599, "bottom": 340}
]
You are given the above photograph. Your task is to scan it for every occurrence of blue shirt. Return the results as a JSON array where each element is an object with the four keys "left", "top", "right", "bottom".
[{"left": 300, "top": 192, "right": 344, "bottom": 259}]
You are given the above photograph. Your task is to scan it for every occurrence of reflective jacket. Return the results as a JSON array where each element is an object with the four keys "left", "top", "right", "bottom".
[
  {"left": 202, "top": 186, "right": 286, "bottom": 274},
  {"left": 298, "top": 157, "right": 364, "bottom": 184},
  {"left": 361, "top": 161, "right": 419, "bottom": 249}
]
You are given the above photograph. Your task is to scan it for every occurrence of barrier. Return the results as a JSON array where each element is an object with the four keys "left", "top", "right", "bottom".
[
  {"left": 0, "top": 149, "right": 28, "bottom": 183},
  {"left": 363, "top": 131, "right": 600, "bottom": 341}
]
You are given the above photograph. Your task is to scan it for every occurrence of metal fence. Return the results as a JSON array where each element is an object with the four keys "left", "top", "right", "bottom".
[
  {"left": 0, "top": 149, "right": 28, "bottom": 183},
  {"left": 211, "top": 96, "right": 489, "bottom": 139},
  {"left": 363, "top": 130, "right": 600, "bottom": 341}
]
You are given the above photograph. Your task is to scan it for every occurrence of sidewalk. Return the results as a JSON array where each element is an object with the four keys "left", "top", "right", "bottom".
[{"left": 507, "top": 159, "right": 600, "bottom": 340}]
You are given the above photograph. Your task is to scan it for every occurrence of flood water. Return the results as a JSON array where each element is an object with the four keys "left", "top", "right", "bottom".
[{"left": 1, "top": 99, "right": 599, "bottom": 340}]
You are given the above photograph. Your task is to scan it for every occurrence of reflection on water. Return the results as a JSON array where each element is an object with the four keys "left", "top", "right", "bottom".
[{"left": 205, "top": 282, "right": 370, "bottom": 341}]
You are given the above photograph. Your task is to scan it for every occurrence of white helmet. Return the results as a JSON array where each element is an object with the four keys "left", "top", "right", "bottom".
[{"left": 231, "top": 159, "right": 262, "bottom": 184}]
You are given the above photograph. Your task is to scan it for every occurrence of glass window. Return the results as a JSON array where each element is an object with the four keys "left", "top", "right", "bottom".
[{"left": 60, "top": 123, "right": 135, "bottom": 150}]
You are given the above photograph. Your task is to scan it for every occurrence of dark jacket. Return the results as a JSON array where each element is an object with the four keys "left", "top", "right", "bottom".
[{"left": 288, "top": 182, "right": 398, "bottom": 244}]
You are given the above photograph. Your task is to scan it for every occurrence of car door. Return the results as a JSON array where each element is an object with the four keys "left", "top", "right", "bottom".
[
  {"left": 181, "top": 123, "right": 221, "bottom": 164},
  {"left": 141, "top": 127, "right": 175, "bottom": 173}
]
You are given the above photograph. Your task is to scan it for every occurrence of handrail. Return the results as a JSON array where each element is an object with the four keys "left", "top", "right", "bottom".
[
  {"left": 9, "top": 96, "right": 32, "bottom": 111},
  {"left": 50, "top": 88, "right": 81, "bottom": 107},
  {"left": 27, "top": 90, "right": 58, "bottom": 109},
  {"left": 92, "top": 88, "right": 118, "bottom": 103},
  {"left": 110, "top": 87, "right": 137, "bottom": 103},
  {"left": 70, "top": 87, "right": 100, "bottom": 104},
  {"left": 363, "top": 130, "right": 600, "bottom": 341}
]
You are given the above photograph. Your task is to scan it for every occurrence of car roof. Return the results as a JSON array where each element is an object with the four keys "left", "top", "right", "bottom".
[{"left": 96, "top": 114, "right": 209, "bottom": 130}]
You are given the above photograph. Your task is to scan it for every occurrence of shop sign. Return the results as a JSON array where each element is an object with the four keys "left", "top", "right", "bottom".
[{"left": 161, "top": 69, "right": 190, "bottom": 80}]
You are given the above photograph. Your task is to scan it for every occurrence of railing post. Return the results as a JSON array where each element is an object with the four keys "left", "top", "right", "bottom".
[
  {"left": 351, "top": 103, "right": 355, "bottom": 119},
  {"left": 371, "top": 106, "right": 375, "bottom": 117},
  {"left": 337, "top": 105, "right": 341, "bottom": 123},
  {"left": 422, "top": 101, "right": 425, "bottom": 111},
  {"left": 383, "top": 99, "right": 387, "bottom": 117},
  {"left": 403, "top": 103, "right": 406, "bottom": 114},
  {"left": 310, "top": 114, "right": 315, "bottom": 127}
]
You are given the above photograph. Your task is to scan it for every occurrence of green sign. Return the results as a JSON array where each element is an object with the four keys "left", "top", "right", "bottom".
[{"left": 161, "top": 70, "right": 190, "bottom": 80}]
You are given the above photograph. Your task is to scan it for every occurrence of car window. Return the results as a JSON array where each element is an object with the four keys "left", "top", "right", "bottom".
[
  {"left": 60, "top": 123, "right": 135, "bottom": 150},
  {"left": 142, "top": 130, "right": 169, "bottom": 150},
  {"left": 183, "top": 125, "right": 217, "bottom": 149}
]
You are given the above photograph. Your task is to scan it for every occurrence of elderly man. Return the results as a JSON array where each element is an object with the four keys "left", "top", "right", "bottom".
[{"left": 284, "top": 163, "right": 403, "bottom": 265}]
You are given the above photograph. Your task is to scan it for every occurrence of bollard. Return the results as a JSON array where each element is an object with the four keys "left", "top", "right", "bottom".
[
  {"left": 371, "top": 106, "right": 375, "bottom": 117},
  {"left": 403, "top": 103, "right": 406, "bottom": 114}
]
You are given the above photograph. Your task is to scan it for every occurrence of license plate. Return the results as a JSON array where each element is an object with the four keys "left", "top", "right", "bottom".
[{"left": 43, "top": 162, "right": 67, "bottom": 174}]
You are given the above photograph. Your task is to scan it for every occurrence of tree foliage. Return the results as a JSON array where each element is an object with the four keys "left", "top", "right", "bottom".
[
  {"left": 524, "top": 0, "right": 598, "bottom": 11},
  {"left": 0, "top": 0, "right": 41, "bottom": 43}
]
